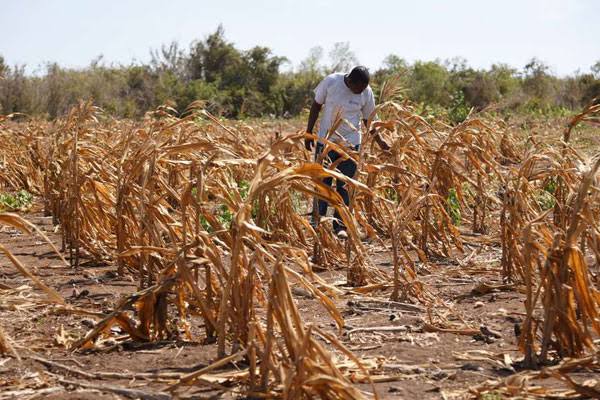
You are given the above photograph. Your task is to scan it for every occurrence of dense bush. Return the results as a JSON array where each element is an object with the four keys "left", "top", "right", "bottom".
[{"left": 0, "top": 28, "right": 599, "bottom": 121}]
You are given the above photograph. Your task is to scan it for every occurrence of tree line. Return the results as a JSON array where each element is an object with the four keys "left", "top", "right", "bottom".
[{"left": 1, "top": 26, "right": 599, "bottom": 122}]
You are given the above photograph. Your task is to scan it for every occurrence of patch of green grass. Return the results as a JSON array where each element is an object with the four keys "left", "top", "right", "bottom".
[
  {"left": 448, "top": 89, "right": 470, "bottom": 125},
  {"left": 384, "top": 187, "right": 399, "bottom": 203},
  {"left": 199, "top": 215, "right": 212, "bottom": 232},
  {"left": 536, "top": 191, "right": 556, "bottom": 210},
  {"left": 461, "top": 182, "right": 475, "bottom": 199},
  {"left": 446, "top": 187, "right": 461, "bottom": 226},
  {"left": 290, "top": 190, "right": 305, "bottom": 214},
  {"left": 0, "top": 190, "right": 34, "bottom": 211},
  {"left": 536, "top": 177, "right": 557, "bottom": 210},
  {"left": 238, "top": 179, "right": 250, "bottom": 200},
  {"left": 197, "top": 180, "right": 252, "bottom": 232},
  {"left": 544, "top": 177, "right": 557, "bottom": 194},
  {"left": 216, "top": 204, "right": 234, "bottom": 228},
  {"left": 480, "top": 392, "right": 503, "bottom": 400}
]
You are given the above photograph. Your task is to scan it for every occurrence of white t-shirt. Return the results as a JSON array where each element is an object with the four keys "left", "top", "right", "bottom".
[{"left": 314, "top": 73, "right": 376, "bottom": 147}]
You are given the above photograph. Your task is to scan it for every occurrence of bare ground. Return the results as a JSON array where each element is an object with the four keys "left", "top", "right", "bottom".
[{"left": 0, "top": 205, "right": 594, "bottom": 399}]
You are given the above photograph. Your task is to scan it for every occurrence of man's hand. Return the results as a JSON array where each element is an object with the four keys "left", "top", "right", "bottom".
[
  {"left": 305, "top": 136, "right": 315, "bottom": 151},
  {"left": 305, "top": 101, "right": 322, "bottom": 151},
  {"left": 377, "top": 136, "right": 391, "bottom": 152},
  {"left": 370, "top": 129, "right": 391, "bottom": 152}
]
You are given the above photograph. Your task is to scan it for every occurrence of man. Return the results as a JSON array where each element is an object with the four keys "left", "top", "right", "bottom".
[{"left": 305, "top": 66, "right": 389, "bottom": 238}]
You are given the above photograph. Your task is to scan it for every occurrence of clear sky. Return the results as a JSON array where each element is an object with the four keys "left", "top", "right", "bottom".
[{"left": 1, "top": 0, "right": 599, "bottom": 76}]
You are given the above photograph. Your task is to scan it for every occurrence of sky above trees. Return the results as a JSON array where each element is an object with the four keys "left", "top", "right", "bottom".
[{"left": 1, "top": 0, "right": 599, "bottom": 76}]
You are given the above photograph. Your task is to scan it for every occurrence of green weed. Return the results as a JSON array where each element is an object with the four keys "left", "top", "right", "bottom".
[
  {"left": 536, "top": 177, "right": 557, "bottom": 210},
  {"left": 0, "top": 190, "right": 33, "bottom": 211},
  {"left": 446, "top": 187, "right": 461, "bottom": 225}
]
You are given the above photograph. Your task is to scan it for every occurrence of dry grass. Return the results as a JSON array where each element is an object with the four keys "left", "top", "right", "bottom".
[{"left": 1, "top": 98, "right": 600, "bottom": 398}]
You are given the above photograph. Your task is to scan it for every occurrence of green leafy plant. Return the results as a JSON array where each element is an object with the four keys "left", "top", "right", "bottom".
[
  {"left": 481, "top": 392, "right": 503, "bottom": 400},
  {"left": 0, "top": 190, "right": 33, "bottom": 211},
  {"left": 446, "top": 187, "right": 461, "bottom": 225},
  {"left": 448, "top": 89, "right": 470, "bottom": 124},
  {"left": 216, "top": 204, "right": 234, "bottom": 228},
  {"left": 197, "top": 180, "right": 252, "bottom": 231},
  {"left": 238, "top": 179, "right": 250, "bottom": 200},
  {"left": 536, "top": 177, "right": 557, "bottom": 210},
  {"left": 384, "top": 187, "right": 399, "bottom": 202}
]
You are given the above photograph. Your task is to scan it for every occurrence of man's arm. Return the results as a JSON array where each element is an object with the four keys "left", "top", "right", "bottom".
[
  {"left": 362, "top": 88, "right": 390, "bottom": 151},
  {"left": 305, "top": 100, "right": 322, "bottom": 150}
]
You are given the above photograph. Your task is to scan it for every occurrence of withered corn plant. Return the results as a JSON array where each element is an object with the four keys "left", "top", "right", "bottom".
[
  {"left": 516, "top": 158, "right": 600, "bottom": 367},
  {"left": 0, "top": 117, "right": 47, "bottom": 193},
  {"left": 3, "top": 91, "right": 599, "bottom": 397},
  {"left": 494, "top": 102, "right": 600, "bottom": 368},
  {"left": 359, "top": 102, "right": 505, "bottom": 263},
  {"left": 499, "top": 148, "right": 577, "bottom": 282},
  {"left": 45, "top": 104, "right": 380, "bottom": 397}
]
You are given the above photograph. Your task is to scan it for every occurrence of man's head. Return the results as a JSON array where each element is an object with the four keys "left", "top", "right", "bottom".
[{"left": 345, "top": 66, "right": 370, "bottom": 94}]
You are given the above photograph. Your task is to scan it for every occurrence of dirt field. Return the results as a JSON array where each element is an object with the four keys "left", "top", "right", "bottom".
[
  {"left": 2, "top": 110, "right": 600, "bottom": 399},
  {"left": 3, "top": 205, "right": 593, "bottom": 400}
]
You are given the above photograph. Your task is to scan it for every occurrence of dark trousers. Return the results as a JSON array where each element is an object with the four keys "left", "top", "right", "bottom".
[{"left": 315, "top": 143, "right": 358, "bottom": 232}]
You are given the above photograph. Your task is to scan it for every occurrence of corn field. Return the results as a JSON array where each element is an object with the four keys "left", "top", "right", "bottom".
[{"left": 1, "top": 99, "right": 599, "bottom": 399}]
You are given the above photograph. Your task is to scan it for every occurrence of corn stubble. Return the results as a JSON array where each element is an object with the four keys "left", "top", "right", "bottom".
[{"left": 1, "top": 97, "right": 600, "bottom": 398}]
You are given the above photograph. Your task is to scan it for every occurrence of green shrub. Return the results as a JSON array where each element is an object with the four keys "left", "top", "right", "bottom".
[
  {"left": 448, "top": 89, "right": 470, "bottom": 124},
  {"left": 536, "top": 177, "right": 558, "bottom": 210},
  {"left": 0, "top": 190, "right": 33, "bottom": 211},
  {"left": 446, "top": 188, "right": 461, "bottom": 225},
  {"left": 1, "top": 40, "right": 598, "bottom": 120}
]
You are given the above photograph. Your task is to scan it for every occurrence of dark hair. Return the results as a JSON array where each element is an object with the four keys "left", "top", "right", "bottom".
[{"left": 347, "top": 66, "right": 370, "bottom": 85}]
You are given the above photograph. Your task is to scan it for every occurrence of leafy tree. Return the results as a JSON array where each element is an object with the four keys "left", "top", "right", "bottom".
[
  {"left": 463, "top": 72, "right": 499, "bottom": 109},
  {"left": 409, "top": 60, "right": 450, "bottom": 106},
  {"left": 124, "top": 66, "right": 156, "bottom": 114},
  {"left": 0, "top": 55, "right": 6, "bottom": 78},
  {"left": 383, "top": 55, "right": 409, "bottom": 72},
  {"left": 150, "top": 41, "right": 186, "bottom": 78},
  {"left": 489, "top": 63, "right": 519, "bottom": 96},
  {"left": 0, "top": 63, "right": 32, "bottom": 115},
  {"left": 580, "top": 75, "right": 600, "bottom": 105},
  {"left": 591, "top": 60, "right": 600, "bottom": 79},
  {"left": 1, "top": 31, "right": 599, "bottom": 119},
  {"left": 522, "top": 58, "right": 557, "bottom": 109},
  {"left": 277, "top": 47, "right": 327, "bottom": 116},
  {"left": 188, "top": 25, "right": 242, "bottom": 83},
  {"left": 184, "top": 26, "right": 285, "bottom": 117},
  {"left": 374, "top": 54, "right": 409, "bottom": 82},
  {"left": 300, "top": 47, "right": 324, "bottom": 74},
  {"left": 446, "top": 57, "right": 469, "bottom": 74},
  {"left": 328, "top": 42, "right": 358, "bottom": 73}
]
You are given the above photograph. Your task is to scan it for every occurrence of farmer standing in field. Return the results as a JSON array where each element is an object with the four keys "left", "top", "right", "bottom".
[{"left": 305, "top": 66, "right": 390, "bottom": 239}]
